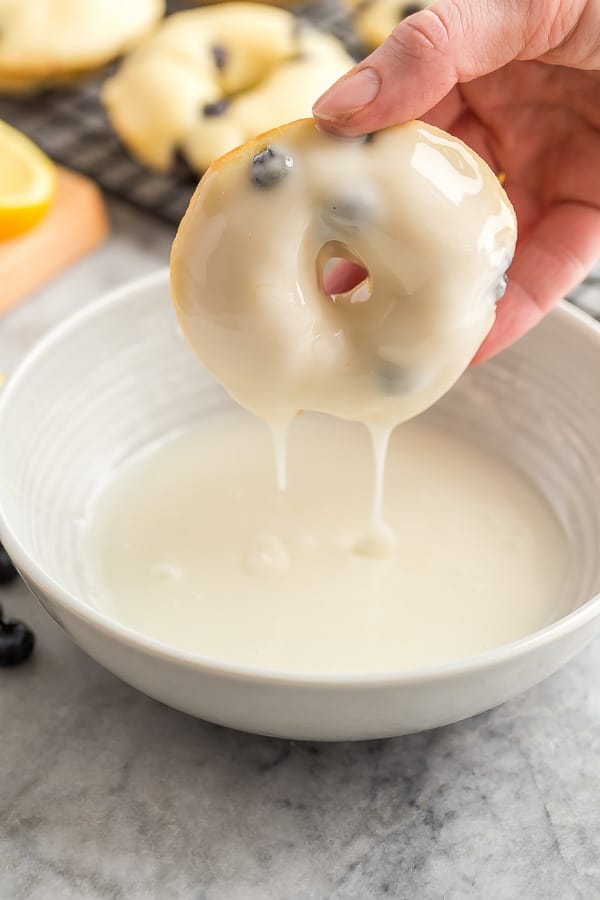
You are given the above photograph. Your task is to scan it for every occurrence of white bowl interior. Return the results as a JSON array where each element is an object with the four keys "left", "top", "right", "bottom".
[{"left": 1, "top": 272, "right": 600, "bottom": 646}]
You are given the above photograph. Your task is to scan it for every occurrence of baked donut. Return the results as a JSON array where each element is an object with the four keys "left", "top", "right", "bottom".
[
  {"left": 348, "top": 0, "right": 433, "bottom": 51},
  {"left": 102, "top": 5, "right": 353, "bottom": 174},
  {"left": 0, "top": 0, "right": 164, "bottom": 94},
  {"left": 171, "top": 118, "right": 517, "bottom": 430}
]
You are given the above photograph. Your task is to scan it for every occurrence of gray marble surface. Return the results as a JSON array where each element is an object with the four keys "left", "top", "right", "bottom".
[{"left": 1, "top": 201, "right": 600, "bottom": 900}]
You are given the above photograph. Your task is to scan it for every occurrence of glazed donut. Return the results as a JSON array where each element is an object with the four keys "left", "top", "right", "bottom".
[
  {"left": 102, "top": 5, "right": 353, "bottom": 174},
  {"left": 171, "top": 118, "right": 517, "bottom": 430},
  {"left": 347, "top": 0, "right": 433, "bottom": 51},
  {"left": 0, "top": 0, "right": 164, "bottom": 94}
]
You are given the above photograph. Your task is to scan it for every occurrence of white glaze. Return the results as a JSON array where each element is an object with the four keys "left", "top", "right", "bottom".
[
  {"left": 171, "top": 120, "right": 517, "bottom": 546},
  {"left": 81, "top": 412, "right": 569, "bottom": 675},
  {"left": 172, "top": 119, "right": 516, "bottom": 429}
]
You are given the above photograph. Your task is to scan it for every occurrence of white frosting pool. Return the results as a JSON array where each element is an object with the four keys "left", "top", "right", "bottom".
[{"left": 81, "top": 411, "right": 569, "bottom": 674}]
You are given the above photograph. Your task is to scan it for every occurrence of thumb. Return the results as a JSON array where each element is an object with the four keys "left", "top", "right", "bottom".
[{"left": 312, "top": 0, "right": 527, "bottom": 135}]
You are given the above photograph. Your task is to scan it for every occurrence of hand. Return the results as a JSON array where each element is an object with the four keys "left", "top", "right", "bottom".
[{"left": 313, "top": 0, "right": 600, "bottom": 362}]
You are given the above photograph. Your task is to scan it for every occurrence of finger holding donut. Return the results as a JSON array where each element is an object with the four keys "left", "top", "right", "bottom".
[{"left": 313, "top": 0, "right": 600, "bottom": 362}]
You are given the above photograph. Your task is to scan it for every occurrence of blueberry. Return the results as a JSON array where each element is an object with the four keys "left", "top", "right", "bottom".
[
  {"left": 378, "top": 364, "right": 413, "bottom": 395},
  {"left": 211, "top": 44, "right": 227, "bottom": 71},
  {"left": 0, "top": 542, "right": 17, "bottom": 584},
  {"left": 0, "top": 604, "right": 34, "bottom": 667},
  {"left": 399, "top": 2, "right": 424, "bottom": 18},
  {"left": 203, "top": 98, "right": 229, "bottom": 117},
  {"left": 377, "top": 360, "right": 430, "bottom": 395},
  {"left": 493, "top": 272, "right": 508, "bottom": 301},
  {"left": 328, "top": 194, "right": 376, "bottom": 228},
  {"left": 250, "top": 146, "right": 294, "bottom": 189}
]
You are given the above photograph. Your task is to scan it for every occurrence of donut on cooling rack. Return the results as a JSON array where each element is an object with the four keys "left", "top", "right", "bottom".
[
  {"left": 347, "top": 0, "right": 433, "bottom": 51},
  {"left": 102, "top": 4, "right": 354, "bottom": 175},
  {"left": 171, "top": 118, "right": 517, "bottom": 427},
  {"left": 0, "top": 0, "right": 164, "bottom": 94}
]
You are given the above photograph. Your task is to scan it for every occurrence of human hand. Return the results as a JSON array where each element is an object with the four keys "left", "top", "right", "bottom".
[{"left": 313, "top": 0, "right": 600, "bottom": 362}]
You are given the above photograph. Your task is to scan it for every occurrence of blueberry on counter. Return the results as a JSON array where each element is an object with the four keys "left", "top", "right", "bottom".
[
  {"left": 0, "top": 604, "right": 34, "bottom": 667},
  {"left": 250, "top": 146, "right": 294, "bottom": 188},
  {"left": 0, "top": 542, "right": 18, "bottom": 584}
]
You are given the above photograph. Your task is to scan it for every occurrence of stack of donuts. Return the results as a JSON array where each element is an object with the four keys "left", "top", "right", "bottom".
[{"left": 0, "top": 0, "right": 432, "bottom": 175}]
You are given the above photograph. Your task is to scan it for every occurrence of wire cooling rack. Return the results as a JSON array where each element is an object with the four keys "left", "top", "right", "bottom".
[
  {"left": 0, "top": 0, "right": 597, "bottom": 312},
  {"left": 0, "top": 0, "right": 359, "bottom": 227}
]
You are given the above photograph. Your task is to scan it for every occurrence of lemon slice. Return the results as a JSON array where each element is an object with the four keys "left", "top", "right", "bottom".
[{"left": 0, "top": 120, "right": 56, "bottom": 240}]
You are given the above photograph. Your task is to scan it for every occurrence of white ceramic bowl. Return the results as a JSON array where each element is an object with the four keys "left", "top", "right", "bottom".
[{"left": 1, "top": 270, "right": 599, "bottom": 741}]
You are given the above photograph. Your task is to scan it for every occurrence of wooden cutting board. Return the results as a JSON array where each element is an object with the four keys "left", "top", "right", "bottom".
[{"left": 0, "top": 167, "right": 109, "bottom": 315}]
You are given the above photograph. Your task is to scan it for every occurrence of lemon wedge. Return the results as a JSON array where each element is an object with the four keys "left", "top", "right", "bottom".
[{"left": 0, "top": 120, "right": 56, "bottom": 240}]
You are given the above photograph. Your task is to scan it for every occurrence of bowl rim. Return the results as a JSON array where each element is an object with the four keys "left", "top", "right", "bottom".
[{"left": 1, "top": 267, "right": 599, "bottom": 688}]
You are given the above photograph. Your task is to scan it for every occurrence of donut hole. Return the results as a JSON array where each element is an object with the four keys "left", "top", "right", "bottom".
[{"left": 319, "top": 241, "right": 371, "bottom": 305}]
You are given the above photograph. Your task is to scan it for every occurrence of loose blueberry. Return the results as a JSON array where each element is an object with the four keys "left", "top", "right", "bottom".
[
  {"left": 399, "top": 3, "right": 424, "bottom": 18},
  {"left": 203, "top": 98, "right": 229, "bottom": 117},
  {"left": 250, "top": 146, "right": 294, "bottom": 189},
  {"left": 211, "top": 44, "right": 227, "bottom": 71},
  {"left": 0, "top": 542, "right": 17, "bottom": 584},
  {"left": 493, "top": 272, "right": 508, "bottom": 301},
  {"left": 0, "top": 604, "right": 34, "bottom": 667}
]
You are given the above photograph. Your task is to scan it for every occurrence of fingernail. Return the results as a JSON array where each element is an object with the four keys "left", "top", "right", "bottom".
[{"left": 313, "top": 67, "right": 381, "bottom": 121}]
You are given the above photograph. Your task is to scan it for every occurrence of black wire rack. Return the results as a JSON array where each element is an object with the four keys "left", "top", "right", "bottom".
[{"left": 0, "top": 0, "right": 359, "bottom": 228}]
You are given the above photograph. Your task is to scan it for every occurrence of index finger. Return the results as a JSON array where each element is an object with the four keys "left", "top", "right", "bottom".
[{"left": 313, "top": 0, "right": 523, "bottom": 135}]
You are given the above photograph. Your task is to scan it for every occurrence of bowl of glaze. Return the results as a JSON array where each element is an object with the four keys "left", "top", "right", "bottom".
[{"left": 1, "top": 269, "right": 599, "bottom": 741}]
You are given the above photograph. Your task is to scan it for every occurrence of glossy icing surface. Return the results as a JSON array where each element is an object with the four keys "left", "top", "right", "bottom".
[
  {"left": 81, "top": 413, "right": 569, "bottom": 674},
  {"left": 171, "top": 119, "right": 516, "bottom": 432}
]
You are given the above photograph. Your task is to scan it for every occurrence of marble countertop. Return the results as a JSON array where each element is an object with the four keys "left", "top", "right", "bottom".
[{"left": 1, "top": 201, "right": 600, "bottom": 900}]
